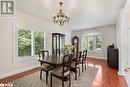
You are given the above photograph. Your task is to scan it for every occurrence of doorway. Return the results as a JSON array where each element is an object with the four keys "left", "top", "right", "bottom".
[{"left": 127, "top": 28, "right": 130, "bottom": 68}]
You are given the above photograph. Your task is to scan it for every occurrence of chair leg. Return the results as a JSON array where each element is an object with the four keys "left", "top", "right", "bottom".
[
  {"left": 86, "top": 61, "right": 88, "bottom": 66},
  {"left": 62, "top": 78, "right": 64, "bottom": 87},
  {"left": 84, "top": 62, "right": 86, "bottom": 70},
  {"left": 40, "top": 70, "right": 42, "bottom": 79},
  {"left": 50, "top": 74, "right": 52, "bottom": 87},
  {"left": 82, "top": 62, "right": 84, "bottom": 72},
  {"left": 79, "top": 67, "right": 80, "bottom": 76},
  {"left": 46, "top": 71, "right": 49, "bottom": 84},
  {"left": 69, "top": 75, "right": 71, "bottom": 87},
  {"left": 75, "top": 71, "right": 77, "bottom": 80}
]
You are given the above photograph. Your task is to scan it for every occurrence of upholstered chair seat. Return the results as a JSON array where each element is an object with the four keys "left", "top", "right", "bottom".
[
  {"left": 51, "top": 67, "right": 70, "bottom": 77},
  {"left": 39, "top": 50, "right": 55, "bottom": 84},
  {"left": 40, "top": 64, "right": 54, "bottom": 71},
  {"left": 50, "top": 54, "right": 72, "bottom": 87}
]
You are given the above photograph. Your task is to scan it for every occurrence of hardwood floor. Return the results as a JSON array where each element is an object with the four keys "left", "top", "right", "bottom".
[
  {"left": 0, "top": 58, "right": 128, "bottom": 87},
  {"left": 89, "top": 58, "right": 128, "bottom": 87},
  {"left": 0, "top": 68, "right": 40, "bottom": 83}
]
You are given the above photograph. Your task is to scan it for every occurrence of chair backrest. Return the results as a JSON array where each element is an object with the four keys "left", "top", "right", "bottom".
[
  {"left": 62, "top": 54, "right": 72, "bottom": 76},
  {"left": 75, "top": 51, "right": 82, "bottom": 65},
  {"left": 82, "top": 50, "right": 87, "bottom": 60},
  {"left": 39, "top": 50, "right": 49, "bottom": 60}
]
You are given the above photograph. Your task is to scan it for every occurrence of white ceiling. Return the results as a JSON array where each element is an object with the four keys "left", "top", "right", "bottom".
[{"left": 16, "top": 0, "right": 126, "bottom": 30}]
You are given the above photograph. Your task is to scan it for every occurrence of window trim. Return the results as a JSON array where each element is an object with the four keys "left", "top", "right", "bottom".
[
  {"left": 13, "top": 23, "right": 45, "bottom": 63},
  {"left": 81, "top": 32, "right": 103, "bottom": 51}
]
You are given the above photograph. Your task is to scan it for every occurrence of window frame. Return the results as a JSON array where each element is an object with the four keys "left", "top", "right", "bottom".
[
  {"left": 13, "top": 24, "right": 45, "bottom": 63},
  {"left": 81, "top": 32, "right": 103, "bottom": 51}
]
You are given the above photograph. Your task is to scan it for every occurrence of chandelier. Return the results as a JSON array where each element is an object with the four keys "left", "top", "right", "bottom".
[{"left": 53, "top": 1, "right": 70, "bottom": 26}]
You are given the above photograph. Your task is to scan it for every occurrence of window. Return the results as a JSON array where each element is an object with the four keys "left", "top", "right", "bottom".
[
  {"left": 95, "top": 35, "right": 102, "bottom": 50},
  {"left": 15, "top": 24, "right": 45, "bottom": 62},
  {"left": 82, "top": 32, "right": 102, "bottom": 51},
  {"left": 34, "top": 32, "right": 44, "bottom": 54},
  {"left": 18, "top": 29, "right": 32, "bottom": 56}
]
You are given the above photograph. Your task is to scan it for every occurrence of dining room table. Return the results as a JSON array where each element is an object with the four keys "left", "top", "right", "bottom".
[
  {"left": 38, "top": 53, "right": 77, "bottom": 66},
  {"left": 39, "top": 54, "right": 64, "bottom": 66}
]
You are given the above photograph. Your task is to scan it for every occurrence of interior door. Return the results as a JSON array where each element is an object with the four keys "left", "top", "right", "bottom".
[{"left": 127, "top": 28, "right": 130, "bottom": 67}]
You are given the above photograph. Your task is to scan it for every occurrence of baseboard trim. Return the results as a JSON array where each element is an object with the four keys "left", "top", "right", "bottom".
[
  {"left": 88, "top": 56, "right": 107, "bottom": 60},
  {"left": 0, "top": 64, "right": 40, "bottom": 79},
  {"left": 118, "top": 71, "right": 126, "bottom": 76}
]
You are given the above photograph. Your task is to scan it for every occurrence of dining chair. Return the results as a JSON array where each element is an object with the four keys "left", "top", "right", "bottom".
[
  {"left": 70, "top": 51, "right": 82, "bottom": 80},
  {"left": 50, "top": 54, "right": 72, "bottom": 87},
  {"left": 80, "top": 50, "right": 88, "bottom": 72},
  {"left": 39, "top": 50, "right": 55, "bottom": 84}
]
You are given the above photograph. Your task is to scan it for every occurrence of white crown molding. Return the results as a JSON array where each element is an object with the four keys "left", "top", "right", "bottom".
[{"left": 0, "top": 64, "right": 40, "bottom": 79}]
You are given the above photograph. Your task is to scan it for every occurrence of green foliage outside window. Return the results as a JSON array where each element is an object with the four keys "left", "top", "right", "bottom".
[
  {"left": 35, "top": 32, "right": 44, "bottom": 54},
  {"left": 18, "top": 29, "right": 31, "bottom": 56},
  {"left": 18, "top": 29, "right": 44, "bottom": 57}
]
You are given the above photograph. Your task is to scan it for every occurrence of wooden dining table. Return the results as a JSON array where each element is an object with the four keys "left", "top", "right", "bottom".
[
  {"left": 38, "top": 55, "right": 64, "bottom": 66},
  {"left": 38, "top": 53, "right": 77, "bottom": 66}
]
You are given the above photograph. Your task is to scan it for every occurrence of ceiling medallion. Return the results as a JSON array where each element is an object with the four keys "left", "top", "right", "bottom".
[{"left": 53, "top": 1, "right": 70, "bottom": 26}]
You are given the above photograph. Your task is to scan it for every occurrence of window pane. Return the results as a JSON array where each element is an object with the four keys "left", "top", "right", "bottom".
[
  {"left": 96, "top": 36, "right": 102, "bottom": 50},
  {"left": 35, "top": 32, "right": 44, "bottom": 54},
  {"left": 88, "top": 36, "right": 94, "bottom": 50},
  {"left": 82, "top": 37, "right": 87, "bottom": 50},
  {"left": 18, "top": 29, "right": 31, "bottom": 57}
]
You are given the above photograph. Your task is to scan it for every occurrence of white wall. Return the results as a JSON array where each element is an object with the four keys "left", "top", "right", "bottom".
[
  {"left": 0, "top": 11, "right": 72, "bottom": 79},
  {"left": 73, "top": 25, "right": 116, "bottom": 59},
  {"left": 116, "top": 0, "right": 130, "bottom": 75}
]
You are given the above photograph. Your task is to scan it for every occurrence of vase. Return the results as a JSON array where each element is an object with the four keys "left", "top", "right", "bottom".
[{"left": 65, "top": 50, "right": 72, "bottom": 54}]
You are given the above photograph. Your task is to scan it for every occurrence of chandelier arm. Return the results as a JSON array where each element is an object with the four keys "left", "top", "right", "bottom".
[{"left": 53, "top": 1, "right": 70, "bottom": 26}]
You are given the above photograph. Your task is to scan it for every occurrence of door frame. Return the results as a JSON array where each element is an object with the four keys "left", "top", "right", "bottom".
[{"left": 126, "top": 28, "right": 130, "bottom": 68}]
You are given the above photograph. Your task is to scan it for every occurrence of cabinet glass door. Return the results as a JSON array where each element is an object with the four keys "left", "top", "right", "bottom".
[{"left": 52, "top": 33, "right": 65, "bottom": 56}]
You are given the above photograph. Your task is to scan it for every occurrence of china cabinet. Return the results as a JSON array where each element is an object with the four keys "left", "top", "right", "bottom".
[
  {"left": 107, "top": 46, "right": 118, "bottom": 69},
  {"left": 52, "top": 33, "right": 65, "bottom": 56}
]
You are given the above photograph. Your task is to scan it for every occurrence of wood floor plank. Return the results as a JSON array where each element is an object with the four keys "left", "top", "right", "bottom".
[
  {"left": 88, "top": 58, "right": 128, "bottom": 87},
  {"left": 0, "top": 68, "right": 40, "bottom": 83},
  {"left": 0, "top": 58, "right": 128, "bottom": 87}
]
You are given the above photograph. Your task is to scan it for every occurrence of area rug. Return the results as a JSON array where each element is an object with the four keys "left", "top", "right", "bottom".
[{"left": 9, "top": 66, "right": 98, "bottom": 87}]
